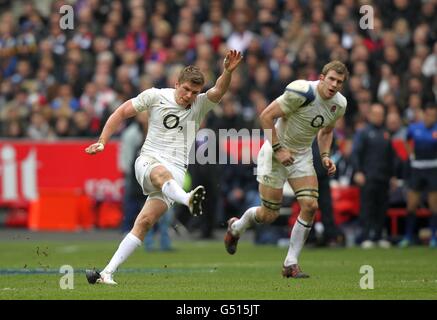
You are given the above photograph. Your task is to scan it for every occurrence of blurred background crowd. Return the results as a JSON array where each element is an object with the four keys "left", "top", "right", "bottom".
[
  {"left": 1, "top": 0, "right": 436, "bottom": 247},
  {"left": 1, "top": 0, "right": 436, "bottom": 139}
]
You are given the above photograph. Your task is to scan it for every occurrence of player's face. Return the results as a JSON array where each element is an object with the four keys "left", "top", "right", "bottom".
[
  {"left": 368, "top": 104, "right": 385, "bottom": 126},
  {"left": 424, "top": 107, "right": 437, "bottom": 127},
  {"left": 175, "top": 81, "right": 203, "bottom": 107},
  {"left": 319, "top": 70, "right": 346, "bottom": 99}
]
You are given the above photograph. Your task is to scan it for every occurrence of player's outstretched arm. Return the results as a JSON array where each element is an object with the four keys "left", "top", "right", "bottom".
[
  {"left": 85, "top": 100, "right": 138, "bottom": 155},
  {"left": 206, "top": 50, "right": 243, "bottom": 103}
]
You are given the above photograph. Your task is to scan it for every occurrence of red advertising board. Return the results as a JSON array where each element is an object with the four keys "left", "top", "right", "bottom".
[{"left": 0, "top": 140, "right": 123, "bottom": 205}]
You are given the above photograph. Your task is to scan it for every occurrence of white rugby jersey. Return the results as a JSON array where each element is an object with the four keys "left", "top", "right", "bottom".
[
  {"left": 275, "top": 80, "right": 347, "bottom": 152},
  {"left": 131, "top": 87, "right": 217, "bottom": 170}
]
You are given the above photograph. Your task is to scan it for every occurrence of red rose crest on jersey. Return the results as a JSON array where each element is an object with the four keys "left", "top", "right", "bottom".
[
  {"left": 330, "top": 105, "right": 337, "bottom": 113},
  {"left": 432, "top": 131, "right": 437, "bottom": 139},
  {"left": 383, "top": 131, "right": 390, "bottom": 140}
]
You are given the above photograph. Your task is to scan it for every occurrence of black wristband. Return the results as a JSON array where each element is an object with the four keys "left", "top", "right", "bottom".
[{"left": 272, "top": 143, "right": 282, "bottom": 152}]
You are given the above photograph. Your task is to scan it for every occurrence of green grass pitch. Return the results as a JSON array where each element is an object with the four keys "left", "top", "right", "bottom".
[{"left": 0, "top": 239, "right": 436, "bottom": 300}]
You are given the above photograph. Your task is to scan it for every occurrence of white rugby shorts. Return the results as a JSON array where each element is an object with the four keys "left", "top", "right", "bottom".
[
  {"left": 134, "top": 154, "right": 185, "bottom": 208},
  {"left": 256, "top": 142, "right": 316, "bottom": 189}
]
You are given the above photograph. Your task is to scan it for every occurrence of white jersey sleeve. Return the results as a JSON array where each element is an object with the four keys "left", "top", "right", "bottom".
[
  {"left": 276, "top": 80, "right": 315, "bottom": 116},
  {"left": 131, "top": 88, "right": 160, "bottom": 112},
  {"left": 325, "top": 93, "right": 347, "bottom": 128},
  {"left": 333, "top": 95, "right": 347, "bottom": 122},
  {"left": 193, "top": 93, "right": 217, "bottom": 123}
]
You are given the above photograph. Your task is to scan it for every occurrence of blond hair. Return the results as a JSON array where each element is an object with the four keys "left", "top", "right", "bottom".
[
  {"left": 321, "top": 60, "right": 349, "bottom": 80},
  {"left": 177, "top": 65, "right": 205, "bottom": 86}
]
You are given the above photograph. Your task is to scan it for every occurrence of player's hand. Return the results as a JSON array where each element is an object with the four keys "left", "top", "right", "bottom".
[
  {"left": 353, "top": 172, "right": 366, "bottom": 186},
  {"left": 223, "top": 50, "right": 243, "bottom": 73},
  {"left": 85, "top": 142, "right": 105, "bottom": 155},
  {"left": 231, "top": 188, "right": 244, "bottom": 201},
  {"left": 275, "top": 148, "right": 295, "bottom": 167},
  {"left": 322, "top": 157, "right": 336, "bottom": 176},
  {"left": 389, "top": 177, "right": 398, "bottom": 191}
]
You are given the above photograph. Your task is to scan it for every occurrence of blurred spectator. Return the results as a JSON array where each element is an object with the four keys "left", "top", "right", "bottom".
[
  {"left": 311, "top": 138, "right": 344, "bottom": 247},
  {"left": 200, "top": 5, "right": 232, "bottom": 43},
  {"left": 221, "top": 160, "right": 260, "bottom": 224},
  {"left": 125, "top": 17, "right": 148, "bottom": 58},
  {"left": 399, "top": 104, "right": 437, "bottom": 248},
  {"left": 187, "top": 124, "right": 220, "bottom": 239},
  {"left": 333, "top": 138, "right": 354, "bottom": 187},
  {"left": 0, "top": 87, "right": 31, "bottom": 124},
  {"left": 386, "top": 110, "right": 409, "bottom": 208},
  {"left": 51, "top": 84, "right": 80, "bottom": 112},
  {"left": 405, "top": 93, "right": 424, "bottom": 124},
  {"left": 422, "top": 42, "right": 437, "bottom": 78},
  {"left": 53, "top": 116, "right": 72, "bottom": 138},
  {"left": 119, "top": 112, "right": 148, "bottom": 234},
  {"left": 227, "top": 8, "right": 255, "bottom": 53},
  {"left": 27, "top": 110, "right": 53, "bottom": 140},
  {"left": 71, "top": 109, "right": 94, "bottom": 137},
  {"left": 386, "top": 111, "right": 407, "bottom": 140},
  {"left": 3, "top": 120, "right": 25, "bottom": 138},
  {"left": 352, "top": 103, "right": 397, "bottom": 249}
]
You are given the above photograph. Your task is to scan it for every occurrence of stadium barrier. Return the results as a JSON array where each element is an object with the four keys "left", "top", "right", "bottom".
[
  {"left": 387, "top": 208, "right": 432, "bottom": 237},
  {"left": 289, "top": 186, "right": 361, "bottom": 228},
  {"left": 28, "top": 188, "right": 93, "bottom": 231},
  {"left": 289, "top": 186, "right": 432, "bottom": 238},
  {"left": 0, "top": 139, "right": 123, "bottom": 230}
]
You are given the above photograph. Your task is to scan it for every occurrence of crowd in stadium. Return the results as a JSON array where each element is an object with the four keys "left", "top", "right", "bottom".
[
  {"left": 1, "top": 0, "right": 436, "bottom": 246},
  {"left": 1, "top": 0, "right": 436, "bottom": 138}
]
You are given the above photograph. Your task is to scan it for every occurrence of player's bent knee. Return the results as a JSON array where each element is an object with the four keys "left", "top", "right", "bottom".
[
  {"left": 295, "top": 188, "right": 318, "bottom": 213},
  {"left": 300, "top": 198, "right": 318, "bottom": 214},
  {"left": 136, "top": 215, "right": 155, "bottom": 231},
  {"left": 261, "top": 210, "right": 280, "bottom": 224},
  {"left": 150, "top": 166, "right": 172, "bottom": 187}
]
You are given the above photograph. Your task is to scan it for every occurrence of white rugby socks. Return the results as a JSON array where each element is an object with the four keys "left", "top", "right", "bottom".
[
  {"left": 231, "top": 207, "right": 260, "bottom": 236},
  {"left": 284, "top": 217, "right": 312, "bottom": 266},
  {"left": 102, "top": 232, "right": 142, "bottom": 274},
  {"left": 162, "top": 179, "right": 190, "bottom": 206}
]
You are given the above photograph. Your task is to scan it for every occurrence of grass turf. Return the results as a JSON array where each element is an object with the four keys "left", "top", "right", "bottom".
[{"left": 0, "top": 240, "right": 436, "bottom": 300}]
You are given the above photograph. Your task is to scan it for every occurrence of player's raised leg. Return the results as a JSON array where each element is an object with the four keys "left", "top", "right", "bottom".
[
  {"left": 153, "top": 166, "right": 206, "bottom": 216},
  {"left": 225, "top": 184, "right": 283, "bottom": 254}
]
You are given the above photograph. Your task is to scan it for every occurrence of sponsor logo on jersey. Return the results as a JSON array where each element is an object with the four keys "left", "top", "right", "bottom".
[{"left": 310, "top": 115, "right": 324, "bottom": 128}]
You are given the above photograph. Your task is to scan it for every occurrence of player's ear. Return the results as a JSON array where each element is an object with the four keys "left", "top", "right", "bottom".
[
  {"left": 319, "top": 74, "right": 325, "bottom": 81},
  {"left": 175, "top": 81, "right": 180, "bottom": 89}
]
